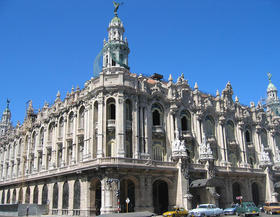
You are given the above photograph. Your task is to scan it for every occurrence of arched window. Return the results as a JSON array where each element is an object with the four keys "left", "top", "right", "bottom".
[
  {"left": 39, "top": 128, "right": 44, "bottom": 146},
  {"left": 73, "top": 180, "right": 80, "bottom": 210},
  {"left": 53, "top": 183, "right": 58, "bottom": 209},
  {"left": 62, "top": 181, "right": 69, "bottom": 209},
  {"left": 31, "top": 132, "right": 36, "bottom": 150},
  {"left": 48, "top": 123, "right": 55, "bottom": 143},
  {"left": 152, "top": 103, "right": 163, "bottom": 126},
  {"left": 125, "top": 100, "right": 132, "bottom": 121},
  {"left": 107, "top": 99, "right": 116, "bottom": 120},
  {"left": 68, "top": 112, "right": 74, "bottom": 134},
  {"left": 245, "top": 129, "right": 252, "bottom": 144},
  {"left": 42, "top": 184, "right": 48, "bottom": 205},
  {"left": 181, "top": 110, "right": 191, "bottom": 132},
  {"left": 260, "top": 129, "right": 268, "bottom": 147},
  {"left": 18, "top": 139, "right": 22, "bottom": 156},
  {"left": 59, "top": 117, "right": 64, "bottom": 138},
  {"left": 226, "top": 120, "right": 235, "bottom": 142},
  {"left": 79, "top": 106, "right": 85, "bottom": 129},
  {"left": 205, "top": 116, "right": 215, "bottom": 138},
  {"left": 33, "top": 186, "right": 38, "bottom": 204}
]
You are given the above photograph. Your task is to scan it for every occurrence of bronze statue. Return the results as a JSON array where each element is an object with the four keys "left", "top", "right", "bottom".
[{"left": 113, "top": 1, "right": 121, "bottom": 16}]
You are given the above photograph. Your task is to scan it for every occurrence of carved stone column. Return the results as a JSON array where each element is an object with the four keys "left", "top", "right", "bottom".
[
  {"left": 133, "top": 97, "right": 140, "bottom": 159},
  {"left": 100, "top": 177, "right": 118, "bottom": 214},
  {"left": 116, "top": 94, "right": 125, "bottom": 157},
  {"left": 97, "top": 97, "right": 104, "bottom": 158}
]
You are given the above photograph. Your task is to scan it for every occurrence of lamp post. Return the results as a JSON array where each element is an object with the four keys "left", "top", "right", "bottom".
[{"left": 106, "top": 178, "right": 120, "bottom": 213}]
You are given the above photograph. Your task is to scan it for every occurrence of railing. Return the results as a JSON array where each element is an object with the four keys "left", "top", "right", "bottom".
[
  {"left": 62, "top": 209, "right": 69, "bottom": 215},
  {"left": 52, "top": 209, "right": 58, "bottom": 215},
  {"left": 152, "top": 125, "right": 165, "bottom": 134},
  {"left": 73, "top": 209, "right": 81, "bottom": 216},
  {"left": 107, "top": 119, "right": 116, "bottom": 129}
]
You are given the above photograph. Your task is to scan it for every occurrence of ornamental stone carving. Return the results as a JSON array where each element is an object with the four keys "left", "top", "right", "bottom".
[{"left": 199, "top": 134, "right": 214, "bottom": 161}]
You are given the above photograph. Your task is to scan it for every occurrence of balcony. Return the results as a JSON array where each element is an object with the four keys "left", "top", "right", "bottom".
[
  {"left": 182, "top": 130, "right": 193, "bottom": 141},
  {"left": 107, "top": 119, "right": 116, "bottom": 130},
  {"left": 152, "top": 125, "right": 165, "bottom": 137},
  {"left": 246, "top": 142, "right": 254, "bottom": 148},
  {"left": 77, "top": 128, "right": 84, "bottom": 135},
  {"left": 57, "top": 137, "right": 63, "bottom": 143},
  {"left": 37, "top": 145, "right": 42, "bottom": 152},
  {"left": 228, "top": 140, "right": 238, "bottom": 147},
  {"left": 66, "top": 133, "right": 73, "bottom": 140}
]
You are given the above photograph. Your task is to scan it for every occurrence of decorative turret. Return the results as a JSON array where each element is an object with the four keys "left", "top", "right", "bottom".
[
  {"left": 102, "top": 1, "right": 130, "bottom": 71},
  {"left": 266, "top": 72, "right": 280, "bottom": 116},
  {"left": 0, "top": 99, "right": 12, "bottom": 136}
]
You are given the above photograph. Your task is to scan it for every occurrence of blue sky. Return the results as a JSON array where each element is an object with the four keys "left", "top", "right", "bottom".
[{"left": 0, "top": 0, "right": 280, "bottom": 124}]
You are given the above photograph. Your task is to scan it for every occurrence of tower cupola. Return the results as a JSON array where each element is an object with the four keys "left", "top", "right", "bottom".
[
  {"left": 267, "top": 72, "right": 278, "bottom": 102},
  {"left": 102, "top": 1, "right": 130, "bottom": 71}
]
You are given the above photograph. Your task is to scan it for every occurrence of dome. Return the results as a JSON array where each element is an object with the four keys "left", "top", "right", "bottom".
[
  {"left": 109, "top": 16, "right": 123, "bottom": 27},
  {"left": 267, "top": 82, "right": 277, "bottom": 92}
]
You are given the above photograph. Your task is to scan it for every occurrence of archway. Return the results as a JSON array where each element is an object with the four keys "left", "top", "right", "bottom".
[
  {"left": 153, "top": 180, "right": 169, "bottom": 214},
  {"left": 33, "top": 186, "right": 38, "bottom": 204},
  {"left": 6, "top": 189, "right": 10, "bottom": 204},
  {"left": 62, "top": 181, "right": 69, "bottom": 210},
  {"left": 1, "top": 189, "right": 5, "bottom": 204},
  {"left": 232, "top": 182, "right": 241, "bottom": 204},
  {"left": 18, "top": 188, "right": 23, "bottom": 204},
  {"left": 90, "top": 179, "right": 101, "bottom": 216},
  {"left": 25, "top": 187, "right": 30, "bottom": 203},
  {"left": 252, "top": 182, "right": 260, "bottom": 206},
  {"left": 120, "top": 179, "right": 135, "bottom": 212},
  {"left": 12, "top": 189, "right": 16, "bottom": 204},
  {"left": 42, "top": 184, "right": 48, "bottom": 205},
  {"left": 53, "top": 183, "right": 58, "bottom": 209},
  {"left": 73, "top": 180, "right": 81, "bottom": 211}
]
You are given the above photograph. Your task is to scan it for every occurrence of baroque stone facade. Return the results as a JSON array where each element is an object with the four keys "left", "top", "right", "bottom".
[{"left": 1, "top": 6, "right": 280, "bottom": 217}]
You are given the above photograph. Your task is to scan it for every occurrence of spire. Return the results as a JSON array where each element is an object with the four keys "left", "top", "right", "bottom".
[{"left": 0, "top": 99, "right": 12, "bottom": 136}]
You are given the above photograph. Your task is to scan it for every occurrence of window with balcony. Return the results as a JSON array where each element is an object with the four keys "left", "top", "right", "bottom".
[
  {"left": 78, "top": 137, "right": 84, "bottom": 162},
  {"left": 152, "top": 142, "right": 165, "bottom": 161},
  {"left": 260, "top": 129, "right": 268, "bottom": 147},
  {"left": 59, "top": 117, "right": 64, "bottom": 138},
  {"left": 181, "top": 110, "right": 191, "bottom": 132},
  {"left": 204, "top": 115, "right": 215, "bottom": 138},
  {"left": 39, "top": 128, "right": 44, "bottom": 146},
  {"left": 152, "top": 103, "right": 163, "bottom": 126},
  {"left": 31, "top": 132, "right": 36, "bottom": 150},
  {"left": 68, "top": 112, "right": 74, "bottom": 134},
  {"left": 79, "top": 106, "right": 85, "bottom": 129},
  {"left": 226, "top": 120, "right": 235, "bottom": 143},
  {"left": 48, "top": 123, "right": 55, "bottom": 146}
]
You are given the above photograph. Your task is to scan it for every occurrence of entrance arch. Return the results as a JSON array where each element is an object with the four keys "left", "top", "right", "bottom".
[
  {"left": 153, "top": 180, "right": 169, "bottom": 214},
  {"left": 232, "top": 182, "right": 241, "bottom": 204},
  {"left": 18, "top": 188, "right": 23, "bottom": 204},
  {"left": 120, "top": 179, "right": 135, "bottom": 212},
  {"left": 90, "top": 179, "right": 101, "bottom": 216},
  {"left": 252, "top": 182, "right": 260, "bottom": 206}
]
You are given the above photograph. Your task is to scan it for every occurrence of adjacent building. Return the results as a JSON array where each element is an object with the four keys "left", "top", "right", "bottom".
[{"left": 1, "top": 5, "right": 280, "bottom": 217}]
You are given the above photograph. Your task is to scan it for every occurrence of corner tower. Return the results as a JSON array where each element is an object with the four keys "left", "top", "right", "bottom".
[
  {"left": 102, "top": 2, "right": 130, "bottom": 72},
  {"left": 266, "top": 72, "right": 280, "bottom": 116}
]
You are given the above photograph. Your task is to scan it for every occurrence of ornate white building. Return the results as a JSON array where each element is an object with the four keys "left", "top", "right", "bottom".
[{"left": 1, "top": 5, "right": 280, "bottom": 217}]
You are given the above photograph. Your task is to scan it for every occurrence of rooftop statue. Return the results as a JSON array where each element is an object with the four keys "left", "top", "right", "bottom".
[{"left": 113, "top": 1, "right": 121, "bottom": 16}]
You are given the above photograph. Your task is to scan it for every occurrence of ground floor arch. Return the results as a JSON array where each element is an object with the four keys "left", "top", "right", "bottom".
[
  {"left": 252, "top": 182, "right": 260, "bottom": 206},
  {"left": 120, "top": 179, "right": 135, "bottom": 212},
  {"left": 90, "top": 178, "right": 102, "bottom": 216},
  {"left": 153, "top": 179, "right": 169, "bottom": 215},
  {"left": 232, "top": 182, "right": 241, "bottom": 204}
]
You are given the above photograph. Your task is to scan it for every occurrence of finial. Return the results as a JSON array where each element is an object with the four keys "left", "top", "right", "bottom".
[
  {"left": 6, "top": 99, "right": 10, "bottom": 109},
  {"left": 56, "top": 90, "right": 61, "bottom": 98},
  {"left": 71, "top": 86, "right": 74, "bottom": 93},
  {"left": 76, "top": 85, "right": 80, "bottom": 91},
  {"left": 216, "top": 89, "right": 220, "bottom": 96},
  {"left": 194, "top": 82, "right": 198, "bottom": 89},
  {"left": 235, "top": 96, "right": 239, "bottom": 102},
  {"left": 181, "top": 73, "right": 184, "bottom": 79},
  {"left": 113, "top": 1, "right": 121, "bottom": 16},
  {"left": 268, "top": 72, "right": 272, "bottom": 83},
  {"left": 168, "top": 74, "right": 173, "bottom": 82}
]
